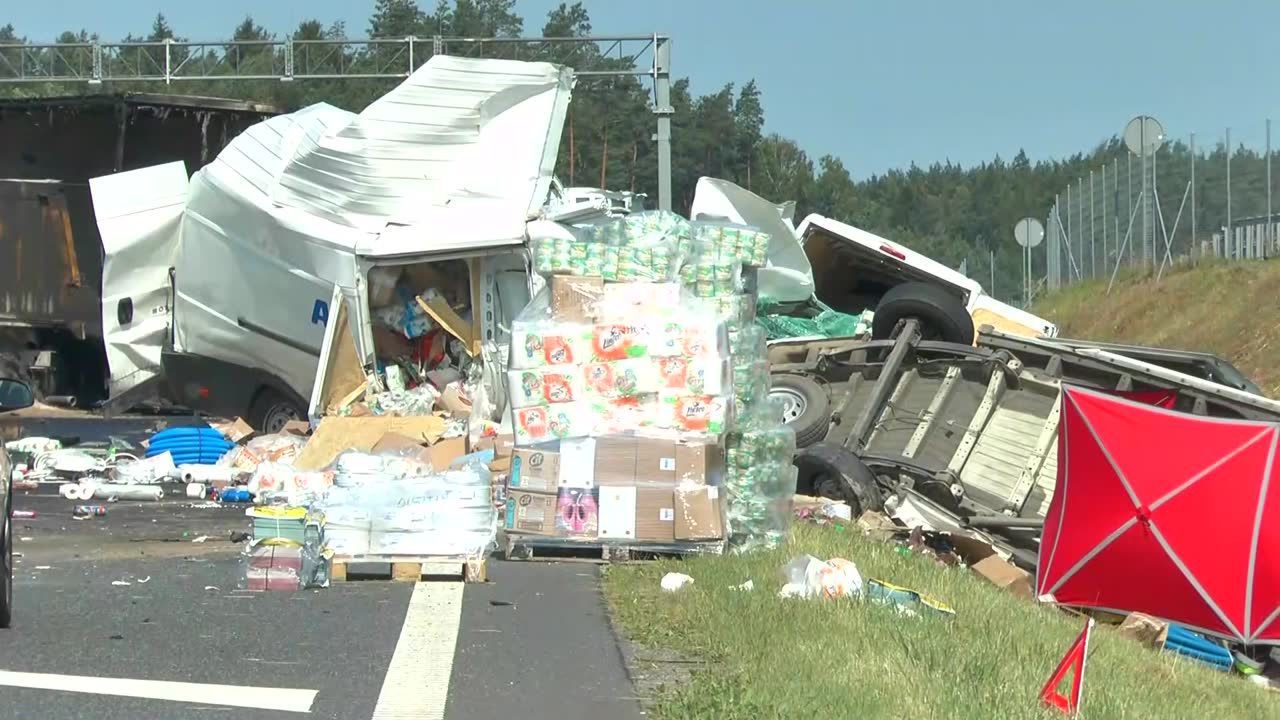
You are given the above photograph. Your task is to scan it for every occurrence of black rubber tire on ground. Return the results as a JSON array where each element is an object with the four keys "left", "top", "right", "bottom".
[
  {"left": 793, "top": 442, "right": 885, "bottom": 517},
  {"left": 0, "top": 508, "right": 12, "bottom": 629},
  {"left": 768, "top": 373, "right": 831, "bottom": 448},
  {"left": 871, "top": 281, "right": 975, "bottom": 346},
  {"left": 248, "top": 389, "right": 306, "bottom": 435}
]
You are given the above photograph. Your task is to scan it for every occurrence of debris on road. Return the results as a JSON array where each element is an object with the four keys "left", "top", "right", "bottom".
[{"left": 72, "top": 505, "right": 107, "bottom": 519}]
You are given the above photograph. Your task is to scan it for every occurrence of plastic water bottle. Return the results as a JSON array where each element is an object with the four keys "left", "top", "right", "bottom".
[{"left": 73, "top": 505, "right": 108, "bottom": 518}]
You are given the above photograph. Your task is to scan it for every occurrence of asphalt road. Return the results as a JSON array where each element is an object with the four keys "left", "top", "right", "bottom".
[{"left": 0, "top": 471, "right": 644, "bottom": 718}]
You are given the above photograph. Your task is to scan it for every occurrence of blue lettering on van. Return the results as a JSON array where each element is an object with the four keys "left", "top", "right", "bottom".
[{"left": 312, "top": 299, "right": 329, "bottom": 326}]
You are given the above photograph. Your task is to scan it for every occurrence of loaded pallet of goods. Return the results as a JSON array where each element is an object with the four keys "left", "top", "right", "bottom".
[{"left": 501, "top": 211, "right": 796, "bottom": 561}]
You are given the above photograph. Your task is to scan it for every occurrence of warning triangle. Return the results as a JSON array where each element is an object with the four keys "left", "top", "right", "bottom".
[{"left": 1039, "top": 618, "right": 1094, "bottom": 716}]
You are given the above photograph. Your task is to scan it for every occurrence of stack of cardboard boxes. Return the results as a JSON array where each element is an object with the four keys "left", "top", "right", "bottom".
[
  {"left": 505, "top": 435, "right": 726, "bottom": 544},
  {"left": 503, "top": 210, "right": 794, "bottom": 551}
]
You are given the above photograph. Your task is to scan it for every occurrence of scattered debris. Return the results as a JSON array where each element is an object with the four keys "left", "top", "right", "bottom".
[
  {"left": 778, "top": 555, "right": 863, "bottom": 600},
  {"left": 111, "top": 580, "right": 131, "bottom": 587},
  {"left": 11, "top": 510, "right": 37, "bottom": 519},
  {"left": 660, "top": 573, "right": 695, "bottom": 592},
  {"left": 191, "top": 535, "right": 210, "bottom": 543},
  {"left": 732, "top": 580, "right": 754, "bottom": 592},
  {"left": 865, "top": 579, "right": 955, "bottom": 620}
]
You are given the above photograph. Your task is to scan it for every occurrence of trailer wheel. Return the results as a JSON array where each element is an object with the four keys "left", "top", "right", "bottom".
[
  {"left": 248, "top": 389, "right": 305, "bottom": 434},
  {"left": 872, "top": 282, "right": 975, "bottom": 345},
  {"left": 768, "top": 373, "right": 830, "bottom": 448},
  {"left": 793, "top": 442, "right": 884, "bottom": 517}
]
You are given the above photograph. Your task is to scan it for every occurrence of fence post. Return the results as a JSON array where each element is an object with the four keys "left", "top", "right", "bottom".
[
  {"left": 1190, "top": 133, "right": 1196, "bottom": 259},
  {"left": 1090, "top": 170, "right": 1096, "bottom": 277},
  {"left": 1077, "top": 177, "right": 1085, "bottom": 277},
  {"left": 1226, "top": 126, "right": 1232, "bottom": 249},
  {"left": 1102, "top": 163, "right": 1108, "bottom": 276},
  {"left": 1268, "top": 118, "right": 1273, "bottom": 257}
]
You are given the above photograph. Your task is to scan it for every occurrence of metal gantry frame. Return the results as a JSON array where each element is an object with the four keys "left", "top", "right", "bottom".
[{"left": 0, "top": 34, "right": 674, "bottom": 209}]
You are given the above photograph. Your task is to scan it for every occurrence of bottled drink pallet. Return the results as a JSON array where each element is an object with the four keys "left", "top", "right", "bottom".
[
  {"left": 502, "top": 534, "right": 726, "bottom": 563},
  {"left": 330, "top": 554, "right": 488, "bottom": 583}
]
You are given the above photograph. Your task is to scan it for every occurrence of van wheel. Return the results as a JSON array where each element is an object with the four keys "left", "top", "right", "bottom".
[
  {"left": 248, "top": 390, "right": 305, "bottom": 434},
  {"left": 768, "top": 374, "right": 830, "bottom": 448},
  {"left": 793, "top": 443, "right": 884, "bottom": 517},
  {"left": 872, "top": 282, "right": 975, "bottom": 345}
]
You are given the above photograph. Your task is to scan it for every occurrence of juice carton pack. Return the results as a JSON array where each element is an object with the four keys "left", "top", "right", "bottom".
[
  {"left": 507, "top": 368, "right": 586, "bottom": 408},
  {"left": 659, "top": 392, "right": 729, "bottom": 437},
  {"left": 591, "top": 323, "right": 652, "bottom": 361},
  {"left": 514, "top": 403, "right": 591, "bottom": 445},
  {"left": 656, "top": 357, "right": 725, "bottom": 395},
  {"left": 589, "top": 394, "right": 661, "bottom": 435},
  {"left": 582, "top": 359, "right": 660, "bottom": 399},
  {"left": 511, "top": 324, "right": 589, "bottom": 369}
]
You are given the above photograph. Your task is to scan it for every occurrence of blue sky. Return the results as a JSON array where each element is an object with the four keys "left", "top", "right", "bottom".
[{"left": 9, "top": 1, "right": 1279, "bottom": 177}]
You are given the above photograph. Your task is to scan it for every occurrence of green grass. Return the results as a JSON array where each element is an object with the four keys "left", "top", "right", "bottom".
[
  {"left": 1034, "top": 257, "right": 1280, "bottom": 397},
  {"left": 604, "top": 524, "right": 1275, "bottom": 720}
]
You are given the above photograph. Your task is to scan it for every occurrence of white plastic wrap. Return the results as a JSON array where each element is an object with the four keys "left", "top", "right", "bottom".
[{"left": 312, "top": 451, "right": 497, "bottom": 558}]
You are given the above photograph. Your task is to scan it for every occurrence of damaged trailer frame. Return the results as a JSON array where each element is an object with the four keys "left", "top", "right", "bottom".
[
  {"left": 777, "top": 322, "right": 1280, "bottom": 566},
  {"left": 0, "top": 93, "right": 280, "bottom": 404}
]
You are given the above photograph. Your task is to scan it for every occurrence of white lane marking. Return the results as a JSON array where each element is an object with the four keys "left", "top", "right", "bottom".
[
  {"left": 0, "top": 671, "right": 317, "bottom": 713},
  {"left": 371, "top": 581, "right": 465, "bottom": 720}
]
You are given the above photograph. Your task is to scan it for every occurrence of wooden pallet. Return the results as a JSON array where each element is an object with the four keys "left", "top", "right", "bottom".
[
  {"left": 330, "top": 554, "right": 487, "bottom": 583},
  {"left": 503, "top": 534, "right": 725, "bottom": 562}
]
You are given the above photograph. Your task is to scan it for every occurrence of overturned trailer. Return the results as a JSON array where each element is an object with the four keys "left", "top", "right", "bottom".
[{"left": 774, "top": 321, "right": 1280, "bottom": 566}]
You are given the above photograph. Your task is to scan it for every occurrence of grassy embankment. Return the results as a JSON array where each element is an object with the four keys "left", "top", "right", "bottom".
[{"left": 605, "top": 524, "right": 1274, "bottom": 719}]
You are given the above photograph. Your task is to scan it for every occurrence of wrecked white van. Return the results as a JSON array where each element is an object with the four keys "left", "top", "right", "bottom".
[{"left": 90, "top": 56, "right": 573, "bottom": 432}]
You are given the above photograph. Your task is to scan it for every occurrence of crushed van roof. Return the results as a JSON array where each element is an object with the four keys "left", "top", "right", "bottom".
[{"left": 193, "top": 55, "right": 574, "bottom": 258}]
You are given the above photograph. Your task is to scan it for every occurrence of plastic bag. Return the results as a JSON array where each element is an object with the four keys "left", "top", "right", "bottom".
[
  {"left": 778, "top": 555, "right": 864, "bottom": 600},
  {"left": 219, "top": 433, "right": 308, "bottom": 474}
]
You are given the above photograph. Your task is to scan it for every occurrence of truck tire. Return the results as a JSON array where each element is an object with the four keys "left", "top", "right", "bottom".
[
  {"left": 248, "top": 389, "right": 305, "bottom": 435},
  {"left": 768, "top": 373, "right": 830, "bottom": 448},
  {"left": 872, "top": 282, "right": 974, "bottom": 345},
  {"left": 0, "top": 496, "right": 11, "bottom": 629},
  {"left": 793, "top": 442, "right": 885, "bottom": 517}
]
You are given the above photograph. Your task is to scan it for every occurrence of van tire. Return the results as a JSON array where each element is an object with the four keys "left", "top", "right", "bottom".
[
  {"left": 793, "top": 443, "right": 884, "bottom": 517},
  {"left": 872, "top": 282, "right": 975, "bottom": 345},
  {"left": 768, "top": 373, "right": 830, "bottom": 448},
  {"left": 248, "top": 389, "right": 305, "bottom": 435}
]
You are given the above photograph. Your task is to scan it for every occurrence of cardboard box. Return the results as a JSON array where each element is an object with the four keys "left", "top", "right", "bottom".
[
  {"left": 674, "top": 486, "right": 724, "bottom": 541},
  {"left": 371, "top": 432, "right": 467, "bottom": 471},
  {"left": 558, "top": 438, "right": 596, "bottom": 488},
  {"left": 635, "top": 487, "right": 675, "bottom": 542},
  {"left": 550, "top": 274, "right": 604, "bottom": 322},
  {"left": 556, "top": 487, "right": 599, "bottom": 538},
  {"left": 594, "top": 436, "right": 638, "bottom": 486},
  {"left": 635, "top": 437, "right": 677, "bottom": 485},
  {"left": 281, "top": 420, "right": 312, "bottom": 437},
  {"left": 675, "top": 440, "right": 723, "bottom": 485},
  {"left": 509, "top": 448, "right": 561, "bottom": 492},
  {"left": 970, "top": 556, "right": 1034, "bottom": 600},
  {"left": 427, "top": 436, "right": 468, "bottom": 469},
  {"left": 598, "top": 487, "right": 637, "bottom": 540},
  {"left": 211, "top": 417, "right": 255, "bottom": 443},
  {"left": 371, "top": 432, "right": 436, "bottom": 466},
  {"left": 505, "top": 490, "right": 558, "bottom": 535}
]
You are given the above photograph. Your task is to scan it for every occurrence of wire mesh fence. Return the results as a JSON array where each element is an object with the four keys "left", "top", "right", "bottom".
[{"left": 1045, "top": 118, "right": 1277, "bottom": 293}]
